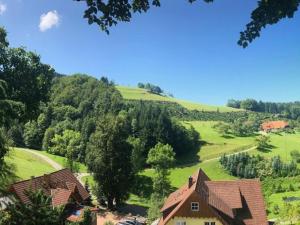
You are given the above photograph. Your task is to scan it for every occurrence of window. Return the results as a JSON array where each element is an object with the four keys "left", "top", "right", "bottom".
[
  {"left": 204, "top": 222, "right": 215, "bottom": 225},
  {"left": 176, "top": 221, "right": 186, "bottom": 225},
  {"left": 191, "top": 202, "right": 199, "bottom": 211}
]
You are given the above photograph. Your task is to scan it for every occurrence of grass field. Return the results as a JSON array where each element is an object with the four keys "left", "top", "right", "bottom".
[
  {"left": 4, "top": 148, "right": 55, "bottom": 180},
  {"left": 116, "top": 86, "right": 241, "bottom": 112},
  {"left": 182, "top": 121, "right": 256, "bottom": 161},
  {"left": 252, "top": 132, "right": 300, "bottom": 162},
  {"left": 38, "top": 150, "right": 88, "bottom": 172},
  {"left": 5, "top": 148, "right": 87, "bottom": 180}
]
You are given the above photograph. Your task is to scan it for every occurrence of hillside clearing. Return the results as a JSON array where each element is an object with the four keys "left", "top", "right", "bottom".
[
  {"left": 4, "top": 148, "right": 55, "bottom": 180},
  {"left": 252, "top": 132, "right": 300, "bottom": 162},
  {"left": 182, "top": 121, "right": 256, "bottom": 162},
  {"left": 116, "top": 86, "right": 241, "bottom": 112}
]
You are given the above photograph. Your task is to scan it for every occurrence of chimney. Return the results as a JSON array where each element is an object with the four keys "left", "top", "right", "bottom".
[{"left": 188, "top": 176, "right": 193, "bottom": 188}]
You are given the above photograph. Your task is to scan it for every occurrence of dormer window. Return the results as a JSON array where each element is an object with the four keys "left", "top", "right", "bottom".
[{"left": 191, "top": 202, "right": 199, "bottom": 211}]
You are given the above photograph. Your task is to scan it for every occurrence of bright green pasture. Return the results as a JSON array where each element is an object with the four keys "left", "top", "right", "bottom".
[
  {"left": 252, "top": 132, "right": 300, "bottom": 162},
  {"left": 38, "top": 150, "right": 88, "bottom": 172},
  {"left": 5, "top": 148, "right": 55, "bottom": 180},
  {"left": 183, "top": 121, "right": 256, "bottom": 161},
  {"left": 116, "top": 86, "right": 241, "bottom": 112}
]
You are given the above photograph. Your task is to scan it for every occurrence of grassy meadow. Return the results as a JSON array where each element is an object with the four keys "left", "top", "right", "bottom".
[
  {"left": 38, "top": 150, "right": 88, "bottom": 172},
  {"left": 4, "top": 148, "right": 55, "bottom": 180},
  {"left": 252, "top": 132, "right": 300, "bottom": 162},
  {"left": 116, "top": 86, "right": 241, "bottom": 112},
  {"left": 182, "top": 121, "right": 256, "bottom": 161}
]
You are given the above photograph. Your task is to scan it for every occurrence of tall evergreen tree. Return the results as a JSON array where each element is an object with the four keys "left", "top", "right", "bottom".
[{"left": 86, "top": 113, "right": 133, "bottom": 209}]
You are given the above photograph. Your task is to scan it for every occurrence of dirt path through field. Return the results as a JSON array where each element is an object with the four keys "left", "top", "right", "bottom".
[
  {"left": 22, "top": 149, "right": 63, "bottom": 170},
  {"left": 21, "top": 149, "right": 90, "bottom": 184},
  {"left": 203, "top": 145, "right": 257, "bottom": 163}
]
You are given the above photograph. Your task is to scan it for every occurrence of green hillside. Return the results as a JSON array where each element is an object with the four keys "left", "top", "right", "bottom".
[
  {"left": 116, "top": 86, "right": 241, "bottom": 112},
  {"left": 182, "top": 121, "right": 256, "bottom": 161},
  {"left": 5, "top": 148, "right": 55, "bottom": 180}
]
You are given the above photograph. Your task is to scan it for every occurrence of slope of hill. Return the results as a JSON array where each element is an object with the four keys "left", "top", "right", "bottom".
[
  {"left": 116, "top": 86, "right": 242, "bottom": 112},
  {"left": 5, "top": 148, "right": 55, "bottom": 180}
]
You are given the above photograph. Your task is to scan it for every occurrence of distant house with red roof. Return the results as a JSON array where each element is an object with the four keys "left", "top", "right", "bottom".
[
  {"left": 158, "top": 169, "right": 268, "bottom": 225},
  {"left": 261, "top": 121, "right": 289, "bottom": 132},
  {"left": 9, "top": 169, "right": 95, "bottom": 223}
]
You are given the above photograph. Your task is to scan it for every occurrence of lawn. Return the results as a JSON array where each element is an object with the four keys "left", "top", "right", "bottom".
[
  {"left": 4, "top": 148, "right": 55, "bottom": 180},
  {"left": 116, "top": 86, "right": 241, "bottom": 112},
  {"left": 182, "top": 121, "right": 256, "bottom": 161}
]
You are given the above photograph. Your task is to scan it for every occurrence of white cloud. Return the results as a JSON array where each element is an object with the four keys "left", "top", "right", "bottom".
[
  {"left": 0, "top": 3, "right": 7, "bottom": 15},
  {"left": 39, "top": 10, "right": 60, "bottom": 32}
]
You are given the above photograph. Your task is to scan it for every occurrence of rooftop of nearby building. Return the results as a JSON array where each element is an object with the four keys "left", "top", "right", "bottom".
[
  {"left": 261, "top": 121, "right": 288, "bottom": 131},
  {"left": 9, "top": 168, "right": 90, "bottom": 207},
  {"left": 159, "top": 169, "right": 268, "bottom": 225}
]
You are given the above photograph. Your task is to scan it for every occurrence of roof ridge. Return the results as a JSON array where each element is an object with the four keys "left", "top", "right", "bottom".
[{"left": 11, "top": 168, "right": 71, "bottom": 185}]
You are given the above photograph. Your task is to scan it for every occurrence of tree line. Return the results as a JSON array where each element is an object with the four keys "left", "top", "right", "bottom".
[
  {"left": 219, "top": 153, "right": 299, "bottom": 179},
  {"left": 227, "top": 99, "right": 300, "bottom": 120},
  {"left": 137, "top": 82, "right": 164, "bottom": 95}
]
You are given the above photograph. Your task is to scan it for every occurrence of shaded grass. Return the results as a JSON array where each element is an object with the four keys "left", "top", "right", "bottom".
[
  {"left": 5, "top": 148, "right": 55, "bottom": 180},
  {"left": 116, "top": 86, "right": 241, "bottom": 113}
]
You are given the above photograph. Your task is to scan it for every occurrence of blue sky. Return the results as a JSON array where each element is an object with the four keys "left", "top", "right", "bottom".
[{"left": 0, "top": 0, "right": 299, "bottom": 105}]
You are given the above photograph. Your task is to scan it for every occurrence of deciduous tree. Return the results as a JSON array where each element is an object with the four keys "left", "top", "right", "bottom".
[{"left": 76, "top": 0, "right": 299, "bottom": 47}]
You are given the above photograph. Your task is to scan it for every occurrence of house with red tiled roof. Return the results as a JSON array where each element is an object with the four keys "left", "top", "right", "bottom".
[
  {"left": 9, "top": 169, "right": 94, "bottom": 223},
  {"left": 261, "top": 121, "right": 288, "bottom": 133},
  {"left": 158, "top": 169, "right": 268, "bottom": 225}
]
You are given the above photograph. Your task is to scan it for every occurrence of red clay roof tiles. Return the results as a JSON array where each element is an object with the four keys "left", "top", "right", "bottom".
[
  {"left": 261, "top": 121, "right": 288, "bottom": 131},
  {"left": 10, "top": 169, "right": 89, "bottom": 206},
  {"left": 159, "top": 169, "right": 268, "bottom": 225}
]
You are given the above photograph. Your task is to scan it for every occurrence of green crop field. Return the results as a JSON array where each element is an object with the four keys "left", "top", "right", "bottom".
[
  {"left": 4, "top": 148, "right": 55, "bottom": 180},
  {"left": 116, "top": 86, "right": 241, "bottom": 112}
]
